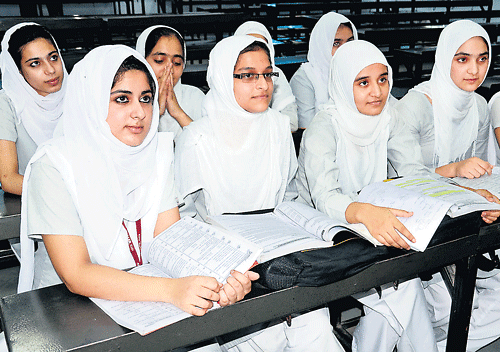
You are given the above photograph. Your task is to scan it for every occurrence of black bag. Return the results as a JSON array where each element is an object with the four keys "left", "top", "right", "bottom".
[{"left": 253, "top": 232, "right": 392, "bottom": 290}]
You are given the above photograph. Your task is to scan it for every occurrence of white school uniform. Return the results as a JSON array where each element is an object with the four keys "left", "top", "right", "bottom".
[
  {"left": 234, "top": 21, "right": 298, "bottom": 132},
  {"left": 289, "top": 12, "right": 357, "bottom": 129},
  {"left": 175, "top": 35, "right": 343, "bottom": 352},
  {"left": 0, "top": 22, "right": 68, "bottom": 175},
  {"left": 17, "top": 45, "right": 221, "bottom": 352},
  {"left": 296, "top": 40, "right": 437, "bottom": 352},
  {"left": 393, "top": 20, "right": 500, "bottom": 352},
  {"left": 136, "top": 25, "right": 206, "bottom": 140}
]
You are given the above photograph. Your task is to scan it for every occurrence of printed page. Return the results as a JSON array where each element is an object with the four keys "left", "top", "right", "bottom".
[
  {"left": 452, "top": 170, "right": 500, "bottom": 198},
  {"left": 208, "top": 213, "right": 332, "bottom": 263},
  {"left": 387, "top": 176, "right": 500, "bottom": 217},
  {"left": 90, "top": 265, "right": 190, "bottom": 336},
  {"left": 273, "top": 201, "right": 381, "bottom": 246},
  {"left": 359, "top": 179, "right": 453, "bottom": 251},
  {"left": 148, "top": 217, "right": 262, "bottom": 283}
]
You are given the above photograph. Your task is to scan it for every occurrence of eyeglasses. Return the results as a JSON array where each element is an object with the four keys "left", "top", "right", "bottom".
[{"left": 233, "top": 72, "right": 279, "bottom": 83}]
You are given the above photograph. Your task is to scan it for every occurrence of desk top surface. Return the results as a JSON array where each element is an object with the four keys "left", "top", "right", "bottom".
[
  {"left": 1, "top": 212, "right": 495, "bottom": 352},
  {"left": 0, "top": 190, "right": 20, "bottom": 221}
]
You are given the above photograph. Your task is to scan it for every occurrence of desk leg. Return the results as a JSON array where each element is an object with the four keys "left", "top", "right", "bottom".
[{"left": 446, "top": 255, "right": 478, "bottom": 352}]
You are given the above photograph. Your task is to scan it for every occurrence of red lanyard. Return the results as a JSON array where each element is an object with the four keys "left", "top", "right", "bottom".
[{"left": 122, "top": 219, "right": 143, "bottom": 266}]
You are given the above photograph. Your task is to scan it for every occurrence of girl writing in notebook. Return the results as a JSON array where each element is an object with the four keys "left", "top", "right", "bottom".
[
  {"left": 290, "top": 11, "right": 357, "bottom": 129},
  {"left": 394, "top": 20, "right": 500, "bottom": 351},
  {"left": 17, "top": 45, "right": 256, "bottom": 351},
  {"left": 175, "top": 35, "right": 344, "bottom": 352},
  {"left": 136, "top": 25, "right": 206, "bottom": 141},
  {"left": 0, "top": 23, "right": 67, "bottom": 195},
  {"left": 295, "top": 39, "right": 438, "bottom": 352}
]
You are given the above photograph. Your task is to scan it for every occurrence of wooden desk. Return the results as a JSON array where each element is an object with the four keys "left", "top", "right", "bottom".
[
  {"left": 0, "top": 190, "right": 20, "bottom": 243},
  {"left": 1, "top": 213, "right": 496, "bottom": 352}
]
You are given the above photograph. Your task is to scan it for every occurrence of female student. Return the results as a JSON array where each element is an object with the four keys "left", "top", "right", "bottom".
[
  {"left": 136, "top": 25, "right": 205, "bottom": 140},
  {"left": 289, "top": 11, "right": 357, "bottom": 129},
  {"left": 296, "top": 39, "right": 438, "bottom": 352},
  {"left": 17, "top": 45, "right": 256, "bottom": 351},
  {"left": 175, "top": 35, "right": 343, "bottom": 352},
  {"left": 234, "top": 20, "right": 299, "bottom": 131},
  {"left": 394, "top": 20, "right": 500, "bottom": 351},
  {"left": 0, "top": 22, "right": 67, "bottom": 195}
]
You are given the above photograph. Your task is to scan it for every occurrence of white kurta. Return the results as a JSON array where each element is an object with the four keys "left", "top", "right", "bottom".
[
  {"left": 159, "top": 82, "right": 205, "bottom": 141},
  {"left": 296, "top": 111, "right": 437, "bottom": 352},
  {"left": 394, "top": 90, "right": 500, "bottom": 352},
  {"left": 290, "top": 66, "right": 316, "bottom": 129},
  {"left": 0, "top": 90, "right": 37, "bottom": 175}
]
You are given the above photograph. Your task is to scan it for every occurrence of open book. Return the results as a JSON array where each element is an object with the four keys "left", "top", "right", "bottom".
[
  {"left": 358, "top": 175, "right": 500, "bottom": 251},
  {"left": 208, "top": 201, "right": 381, "bottom": 264},
  {"left": 90, "top": 217, "right": 262, "bottom": 336},
  {"left": 449, "top": 166, "right": 500, "bottom": 199}
]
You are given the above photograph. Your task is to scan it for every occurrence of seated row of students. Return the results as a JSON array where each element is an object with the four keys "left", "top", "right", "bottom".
[{"left": 1, "top": 14, "right": 500, "bottom": 352}]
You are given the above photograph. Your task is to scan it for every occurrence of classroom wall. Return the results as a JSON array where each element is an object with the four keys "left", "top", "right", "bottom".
[{"left": 0, "top": 0, "right": 160, "bottom": 16}]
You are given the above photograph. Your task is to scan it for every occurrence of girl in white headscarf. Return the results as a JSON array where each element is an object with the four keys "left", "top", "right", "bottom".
[
  {"left": 175, "top": 35, "right": 343, "bottom": 352},
  {"left": 394, "top": 20, "right": 500, "bottom": 352},
  {"left": 296, "top": 39, "right": 438, "bottom": 352},
  {"left": 234, "top": 21, "right": 298, "bottom": 132},
  {"left": 290, "top": 11, "right": 357, "bottom": 129},
  {"left": 136, "top": 25, "right": 206, "bottom": 141},
  {"left": 0, "top": 23, "right": 67, "bottom": 195},
  {"left": 17, "top": 46, "right": 255, "bottom": 352}
]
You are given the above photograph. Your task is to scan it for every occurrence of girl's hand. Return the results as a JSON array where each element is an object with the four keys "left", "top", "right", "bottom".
[
  {"left": 454, "top": 157, "right": 493, "bottom": 179},
  {"left": 157, "top": 65, "right": 169, "bottom": 116},
  {"left": 346, "top": 202, "right": 415, "bottom": 250},
  {"left": 167, "top": 276, "right": 222, "bottom": 316},
  {"left": 219, "top": 270, "right": 259, "bottom": 307},
  {"left": 474, "top": 188, "right": 500, "bottom": 224}
]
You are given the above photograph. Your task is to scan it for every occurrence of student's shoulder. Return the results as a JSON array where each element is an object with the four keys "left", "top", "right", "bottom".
[
  {"left": 179, "top": 83, "right": 206, "bottom": 97},
  {"left": 395, "top": 89, "right": 430, "bottom": 108},
  {"left": 0, "top": 90, "right": 16, "bottom": 113},
  {"left": 303, "top": 111, "right": 337, "bottom": 142},
  {"left": 177, "top": 117, "right": 212, "bottom": 147}
]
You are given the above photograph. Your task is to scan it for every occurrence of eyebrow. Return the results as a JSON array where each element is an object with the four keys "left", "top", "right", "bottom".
[
  {"left": 235, "top": 65, "right": 273, "bottom": 72},
  {"left": 110, "top": 89, "right": 153, "bottom": 95},
  {"left": 151, "top": 51, "right": 184, "bottom": 60},
  {"left": 454, "top": 51, "right": 489, "bottom": 57},
  {"left": 24, "top": 50, "right": 58, "bottom": 64},
  {"left": 334, "top": 36, "right": 354, "bottom": 42},
  {"left": 354, "top": 72, "right": 388, "bottom": 82}
]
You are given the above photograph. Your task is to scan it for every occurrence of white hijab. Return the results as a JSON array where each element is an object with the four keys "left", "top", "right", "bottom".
[
  {"left": 175, "top": 35, "right": 293, "bottom": 215},
  {"left": 324, "top": 40, "right": 392, "bottom": 194},
  {"left": 0, "top": 22, "right": 68, "bottom": 145},
  {"left": 411, "top": 20, "right": 491, "bottom": 167},
  {"left": 302, "top": 12, "right": 358, "bottom": 112},
  {"left": 19, "top": 45, "right": 172, "bottom": 292},
  {"left": 136, "top": 25, "right": 197, "bottom": 137},
  {"left": 234, "top": 21, "right": 295, "bottom": 113}
]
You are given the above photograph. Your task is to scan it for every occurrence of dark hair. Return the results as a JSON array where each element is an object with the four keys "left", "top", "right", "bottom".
[
  {"left": 236, "top": 41, "right": 272, "bottom": 67},
  {"left": 112, "top": 55, "right": 156, "bottom": 97},
  {"left": 8, "top": 24, "right": 57, "bottom": 70},
  {"left": 339, "top": 22, "right": 353, "bottom": 33},
  {"left": 144, "top": 27, "right": 185, "bottom": 59}
]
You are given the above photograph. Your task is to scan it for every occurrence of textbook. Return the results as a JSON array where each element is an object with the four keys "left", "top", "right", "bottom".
[
  {"left": 208, "top": 201, "right": 382, "bottom": 262},
  {"left": 90, "top": 217, "right": 262, "bottom": 336},
  {"left": 358, "top": 175, "right": 500, "bottom": 250},
  {"left": 450, "top": 166, "right": 500, "bottom": 199}
]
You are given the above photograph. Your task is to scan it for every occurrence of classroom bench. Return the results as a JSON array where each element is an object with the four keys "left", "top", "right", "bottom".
[{"left": 1, "top": 212, "right": 498, "bottom": 352}]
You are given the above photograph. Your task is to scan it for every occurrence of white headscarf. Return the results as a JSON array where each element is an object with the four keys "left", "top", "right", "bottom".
[
  {"left": 411, "top": 20, "right": 491, "bottom": 167},
  {"left": 136, "top": 25, "right": 197, "bottom": 137},
  {"left": 175, "top": 35, "right": 293, "bottom": 215},
  {"left": 19, "top": 45, "right": 172, "bottom": 292},
  {"left": 234, "top": 21, "right": 295, "bottom": 112},
  {"left": 324, "top": 40, "right": 392, "bottom": 194},
  {"left": 0, "top": 22, "right": 68, "bottom": 145},
  {"left": 302, "top": 12, "right": 358, "bottom": 112}
]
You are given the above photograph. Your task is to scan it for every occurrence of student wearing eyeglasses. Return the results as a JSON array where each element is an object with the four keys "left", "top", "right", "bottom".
[{"left": 175, "top": 35, "right": 343, "bottom": 352}]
